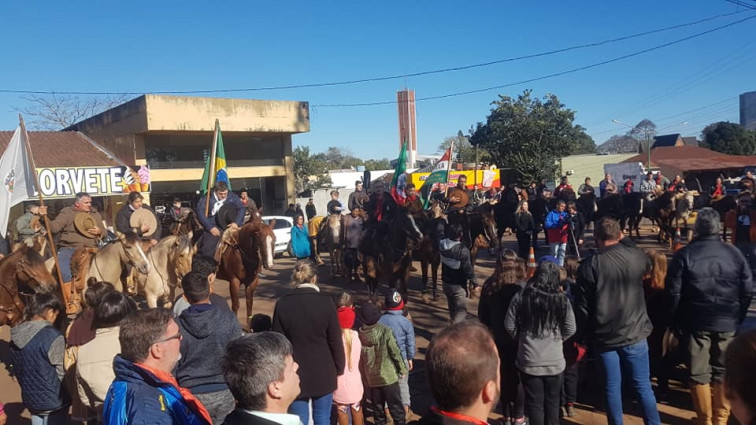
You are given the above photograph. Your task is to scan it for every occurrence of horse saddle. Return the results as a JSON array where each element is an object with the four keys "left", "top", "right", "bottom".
[
  {"left": 215, "top": 227, "right": 240, "bottom": 263},
  {"left": 70, "top": 248, "right": 98, "bottom": 291}
]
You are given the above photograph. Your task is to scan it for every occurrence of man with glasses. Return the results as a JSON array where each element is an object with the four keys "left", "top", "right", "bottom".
[{"left": 103, "top": 309, "right": 212, "bottom": 424}]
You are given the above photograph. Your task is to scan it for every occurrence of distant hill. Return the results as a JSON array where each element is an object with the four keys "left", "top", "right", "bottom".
[{"left": 597, "top": 135, "right": 640, "bottom": 154}]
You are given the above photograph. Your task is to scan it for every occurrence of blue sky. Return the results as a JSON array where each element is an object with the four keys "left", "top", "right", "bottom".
[{"left": 0, "top": 0, "right": 754, "bottom": 159}]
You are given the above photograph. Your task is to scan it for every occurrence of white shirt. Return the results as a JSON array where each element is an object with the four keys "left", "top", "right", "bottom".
[
  {"left": 211, "top": 193, "right": 226, "bottom": 216},
  {"left": 243, "top": 410, "right": 303, "bottom": 425}
]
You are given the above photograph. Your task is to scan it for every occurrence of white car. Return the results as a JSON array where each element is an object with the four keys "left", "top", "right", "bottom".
[{"left": 262, "top": 216, "right": 294, "bottom": 257}]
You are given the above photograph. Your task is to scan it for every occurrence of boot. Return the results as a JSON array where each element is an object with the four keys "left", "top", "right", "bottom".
[
  {"left": 690, "top": 384, "right": 713, "bottom": 425},
  {"left": 712, "top": 382, "right": 731, "bottom": 425},
  {"left": 60, "top": 281, "right": 80, "bottom": 315}
]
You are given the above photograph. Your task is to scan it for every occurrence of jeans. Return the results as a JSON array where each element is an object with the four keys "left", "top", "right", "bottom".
[
  {"left": 399, "top": 359, "right": 410, "bottom": 406},
  {"left": 31, "top": 409, "right": 67, "bottom": 425},
  {"left": 687, "top": 330, "right": 735, "bottom": 385},
  {"left": 443, "top": 283, "right": 468, "bottom": 324},
  {"left": 500, "top": 345, "right": 525, "bottom": 419},
  {"left": 195, "top": 389, "right": 236, "bottom": 425},
  {"left": 516, "top": 232, "right": 531, "bottom": 259},
  {"left": 367, "top": 382, "right": 405, "bottom": 425},
  {"left": 561, "top": 361, "right": 579, "bottom": 405},
  {"left": 598, "top": 339, "right": 661, "bottom": 425},
  {"left": 520, "top": 372, "right": 562, "bottom": 425},
  {"left": 290, "top": 393, "right": 333, "bottom": 425},
  {"left": 548, "top": 242, "right": 566, "bottom": 266},
  {"left": 57, "top": 246, "right": 77, "bottom": 282},
  {"left": 198, "top": 231, "right": 221, "bottom": 258}
]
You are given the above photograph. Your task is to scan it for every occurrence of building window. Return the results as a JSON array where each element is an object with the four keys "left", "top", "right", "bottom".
[{"left": 145, "top": 133, "right": 285, "bottom": 169}]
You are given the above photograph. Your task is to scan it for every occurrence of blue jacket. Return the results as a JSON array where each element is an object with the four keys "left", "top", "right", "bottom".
[
  {"left": 378, "top": 311, "right": 415, "bottom": 361},
  {"left": 291, "top": 224, "right": 311, "bottom": 258},
  {"left": 196, "top": 192, "right": 245, "bottom": 232},
  {"left": 103, "top": 355, "right": 210, "bottom": 425}
]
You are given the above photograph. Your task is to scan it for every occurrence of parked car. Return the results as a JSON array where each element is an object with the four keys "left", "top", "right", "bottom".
[{"left": 262, "top": 216, "right": 294, "bottom": 257}]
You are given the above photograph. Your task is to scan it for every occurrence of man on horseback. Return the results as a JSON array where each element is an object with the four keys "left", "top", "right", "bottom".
[
  {"left": 578, "top": 177, "right": 595, "bottom": 197},
  {"left": 15, "top": 202, "right": 42, "bottom": 247},
  {"left": 39, "top": 192, "right": 106, "bottom": 285},
  {"left": 116, "top": 192, "right": 162, "bottom": 245},
  {"left": 196, "top": 182, "right": 244, "bottom": 258},
  {"left": 710, "top": 177, "right": 725, "bottom": 199},
  {"left": 347, "top": 180, "right": 369, "bottom": 212},
  {"left": 641, "top": 172, "right": 656, "bottom": 200},
  {"left": 554, "top": 176, "right": 573, "bottom": 199},
  {"left": 343, "top": 206, "right": 365, "bottom": 282}
]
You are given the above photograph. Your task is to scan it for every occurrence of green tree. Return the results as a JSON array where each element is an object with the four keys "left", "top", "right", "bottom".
[
  {"left": 700, "top": 121, "right": 756, "bottom": 156},
  {"left": 597, "top": 134, "right": 639, "bottom": 154},
  {"left": 628, "top": 119, "right": 657, "bottom": 145},
  {"left": 364, "top": 158, "right": 391, "bottom": 170},
  {"left": 469, "top": 90, "right": 582, "bottom": 183},
  {"left": 570, "top": 131, "right": 596, "bottom": 154},
  {"left": 316, "top": 146, "right": 364, "bottom": 170},
  {"left": 293, "top": 146, "right": 330, "bottom": 193},
  {"left": 438, "top": 130, "right": 477, "bottom": 163}
]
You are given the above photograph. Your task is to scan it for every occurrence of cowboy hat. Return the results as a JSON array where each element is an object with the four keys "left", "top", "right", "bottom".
[
  {"left": 73, "top": 213, "right": 99, "bottom": 239},
  {"left": 130, "top": 208, "right": 158, "bottom": 237},
  {"left": 216, "top": 203, "right": 241, "bottom": 229},
  {"left": 447, "top": 188, "right": 470, "bottom": 208}
]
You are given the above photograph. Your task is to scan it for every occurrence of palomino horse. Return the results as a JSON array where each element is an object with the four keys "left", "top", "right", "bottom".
[
  {"left": 419, "top": 201, "right": 444, "bottom": 303},
  {"left": 136, "top": 234, "right": 196, "bottom": 308},
  {"left": 217, "top": 220, "right": 276, "bottom": 317},
  {"left": 324, "top": 214, "right": 344, "bottom": 280},
  {"left": 0, "top": 245, "right": 58, "bottom": 327},
  {"left": 360, "top": 207, "right": 423, "bottom": 302}
]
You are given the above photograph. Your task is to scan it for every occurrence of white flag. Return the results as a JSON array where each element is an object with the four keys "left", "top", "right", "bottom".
[{"left": 0, "top": 126, "right": 37, "bottom": 236}]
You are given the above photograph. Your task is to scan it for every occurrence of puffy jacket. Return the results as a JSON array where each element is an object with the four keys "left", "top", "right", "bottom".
[
  {"left": 378, "top": 311, "right": 415, "bottom": 361},
  {"left": 666, "top": 235, "right": 753, "bottom": 333},
  {"left": 575, "top": 243, "right": 653, "bottom": 349},
  {"left": 358, "top": 324, "right": 407, "bottom": 388},
  {"left": 103, "top": 355, "right": 211, "bottom": 425},
  {"left": 544, "top": 210, "right": 568, "bottom": 243},
  {"left": 439, "top": 239, "right": 478, "bottom": 287},
  {"left": 76, "top": 327, "right": 120, "bottom": 415},
  {"left": 290, "top": 224, "right": 311, "bottom": 258}
]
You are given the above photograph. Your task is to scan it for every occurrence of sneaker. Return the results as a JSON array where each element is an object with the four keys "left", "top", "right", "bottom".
[
  {"left": 565, "top": 404, "right": 575, "bottom": 417},
  {"left": 513, "top": 417, "right": 527, "bottom": 425}
]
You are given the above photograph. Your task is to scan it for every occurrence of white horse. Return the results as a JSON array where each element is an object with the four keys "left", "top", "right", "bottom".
[{"left": 136, "top": 234, "right": 195, "bottom": 308}]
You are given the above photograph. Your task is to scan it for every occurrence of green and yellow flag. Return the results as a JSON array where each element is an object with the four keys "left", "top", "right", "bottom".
[{"left": 200, "top": 121, "right": 231, "bottom": 193}]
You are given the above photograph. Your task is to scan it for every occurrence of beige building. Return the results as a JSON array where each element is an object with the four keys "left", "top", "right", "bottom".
[
  {"left": 559, "top": 153, "right": 637, "bottom": 187},
  {"left": 67, "top": 94, "right": 309, "bottom": 212}
]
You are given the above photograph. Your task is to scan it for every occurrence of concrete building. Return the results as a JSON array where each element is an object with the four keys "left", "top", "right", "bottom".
[
  {"left": 397, "top": 90, "right": 418, "bottom": 168},
  {"left": 741, "top": 91, "right": 756, "bottom": 131},
  {"left": 559, "top": 153, "right": 637, "bottom": 187},
  {"left": 67, "top": 95, "right": 309, "bottom": 212}
]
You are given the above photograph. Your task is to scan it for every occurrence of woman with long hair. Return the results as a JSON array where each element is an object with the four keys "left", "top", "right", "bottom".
[
  {"left": 514, "top": 201, "right": 535, "bottom": 259},
  {"left": 479, "top": 249, "right": 527, "bottom": 424},
  {"left": 333, "top": 292, "right": 364, "bottom": 425},
  {"left": 643, "top": 250, "right": 675, "bottom": 399},
  {"left": 505, "top": 261, "right": 576, "bottom": 425},
  {"left": 272, "top": 260, "right": 345, "bottom": 425}
]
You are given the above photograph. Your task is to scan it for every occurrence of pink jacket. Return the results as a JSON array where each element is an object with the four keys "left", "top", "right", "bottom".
[{"left": 333, "top": 329, "right": 363, "bottom": 405}]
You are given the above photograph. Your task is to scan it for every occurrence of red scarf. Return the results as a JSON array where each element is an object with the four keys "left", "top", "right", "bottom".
[
  {"left": 712, "top": 185, "right": 723, "bottom": 197},
  {"left": 373, "top": 197, "right": 384, "bottom": 222},
  {"left": 430, "top": 406, "right": 489, "bottom": 425},
  {"left": 136, "top": 363, "right": 212, "bottom": 424}
]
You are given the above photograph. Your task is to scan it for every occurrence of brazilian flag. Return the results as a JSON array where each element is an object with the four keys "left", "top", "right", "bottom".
[{"left": 200, "top": 122, "right": 230, "bottom": 193}]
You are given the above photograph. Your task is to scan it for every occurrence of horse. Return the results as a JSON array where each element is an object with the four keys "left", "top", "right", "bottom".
[
  {"left": 708, "top": 194, "right": 738, "bottom": 240},
  {"left": 217, "top": 220, "right": 276, "bottom": 317},
  {"left": 418, "top": 202, "right": 443, "bottom": 303},
  {"left": 323, "top": 214, "right": 344, "bottom": 280},
  {"left": 468, "top": 202, "right": 499, "bottom": 266},
  {"left": 576, "top": 193, "right": 597, "bottom": 224},
  {"left": 171, "top": 209, "right": 203, "bottom": 247},
  {"left": 360, "top": 207, "right": 423, "bottom": 302},
  {"left": 673, "top": 191, "right": 698, "bottom": 241},
  {"left": 0, "top": 245, "right": 58, "bottom": 327},
  {"left": 136, "top": 234, "right": 196, "bottom": 308}
]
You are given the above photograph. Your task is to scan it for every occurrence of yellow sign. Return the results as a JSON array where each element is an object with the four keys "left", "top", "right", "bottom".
[{"left": 410, "top": 169, "right": 500, "bottom": 190}]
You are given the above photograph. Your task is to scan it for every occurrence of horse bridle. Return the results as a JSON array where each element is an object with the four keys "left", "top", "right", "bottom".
[{"left": 0, "top": 260, "right": 36, "bottom": 319}]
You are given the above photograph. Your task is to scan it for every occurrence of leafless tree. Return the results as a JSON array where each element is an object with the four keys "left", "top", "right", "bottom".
[{"left": 15, "top": 94, "right": 131, "bottom": 130}]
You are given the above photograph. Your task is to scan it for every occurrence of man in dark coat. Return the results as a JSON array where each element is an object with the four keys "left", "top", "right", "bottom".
[
  {"left": 196, "top": 182, "right": 244, "bottom": 258},
  {"left": 305, "top": 198, "right": 317, "bottom": 220},
  {"left": 575, "top": 217, "right": 660, "bottom": 425},
  {"left": 438, "top": 224, "right": 479, "bottom": 324},
  {"left": 115, "top": 191, "right": 161, "bottom": 245},
  {"left": 222, "top": 333, "right": 301, "bottom": 425},
  {"left": 409, "top": 321, "right": 498, "bottom": 425},
  {"left": 666, "top": 208, "right": 753, "bottom": 425}
]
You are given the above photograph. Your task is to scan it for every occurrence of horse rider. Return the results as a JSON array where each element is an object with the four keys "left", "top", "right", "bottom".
[
  {"left": 740, "top": 170, "right": 755, "bottom": 192},
  {"left": 641, "top": 172, "right": 657, "bottom": 200},
  {"left": 116, "top": 192, "right": 161, "bottom": 246},
  {"left": 668, "top": 175, "right": 687, "bottom": 194},
  {"left": 578, "top": 177, "right": 595, "bottom": 197},
  {"left": 196, "top": 182, "right": 244, "bottom": 258},
  {"left": 599, "top": 173, "right": 614, "bottom": 198},
  {"left": 327, "top": 190, "right": 345, "bottom": 216},
  {"left": 364, "top": 180, "right": 398, "bottom": 242},
  {"left": 710, "top": 177, "right": 726, "bottom": 199},
  {"left": 16, "top": 202, "right": 42, "bottom": 247},
  {"left": 348, "top": 180, "right": 369, "bottom": 212},
  {"left": 455, "top": 175, "right": 472, "bottom": 198},
  {"left": 655, "top": 172, "right": 671, "bottom": 191},
  {"left": 404, "top": 183, "right": 423, "bottom": 214},
  {"left": 526, "top": 182, "right": 538, "bottom": 201},
  {"left": 39, "top": 192, "right": 107, "bottom": 291},
  {"left": 554, "top": 176, "right": 573, "bottom": 199},
  {"left": 342, "top": 206, "right": 365, "bottom": 282},
  {"left": 623, "top": 179, "right": 634, "bottom": 194}
]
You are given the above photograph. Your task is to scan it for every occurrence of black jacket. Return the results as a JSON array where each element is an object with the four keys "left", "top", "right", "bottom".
[
  {"left": 365, "top": 192, "right": 398, "bottom": 224},
  {"left": 513, "top": 211, "right": 535, "bottom": 235},
  {"left": 666, "top": 235, "right": 753, "bottom": 333},
  {"left": 115, "top": 205, "right": 162, "bottom": 240},
  {"left": 223, "top": 410, "right": 282, "bottom": 425},
  {"left": 305, "top": 203, "right": 317, "bottom": 219},
  {"left": 439, "top": 239, "right": 478, "bottom": 287},
  {"left": 575, "top": 243, "right": 653, "bottom": 349},
  {"left": 272, "top": 287, "right": 346, "bottom": 398}
]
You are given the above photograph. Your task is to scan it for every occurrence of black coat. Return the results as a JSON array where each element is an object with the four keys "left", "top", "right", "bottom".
[
  {"left": 115, "top": 205, "right": 162, "bottom": 240},
  {"left": 666, "top": 235, "right": 753, "bottom": 333},
  {"left": 575, "top": 243, "right": 653, "bottom": 349},
  {"left": 272, "top": 287, "right": 345, "bottom": 398},
  {"left": 223, "top": 410, "right": 281, "bottom": 425},
  {"left": 513, "top": 212, "right": 535, "bottom": 235}
]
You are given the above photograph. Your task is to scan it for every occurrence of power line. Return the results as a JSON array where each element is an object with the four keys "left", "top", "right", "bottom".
[
  {"left": 723, "top": 0, "right": 756, "bottom": 10},
  {"left": 0, "top": 11, "right": 748, "bottom": 97},
  {"left": 314, "top": 14, "right": 756, "bottom": 107}
]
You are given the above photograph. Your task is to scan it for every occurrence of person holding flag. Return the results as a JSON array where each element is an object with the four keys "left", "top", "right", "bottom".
[
  {"left": 196, "top": 122, "right": 244, "bottom": 258},
  {"left": 419, "top": 147, "right": 452, "bottom": 209}
]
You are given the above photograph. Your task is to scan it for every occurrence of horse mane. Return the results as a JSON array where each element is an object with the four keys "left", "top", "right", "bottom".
[{"left": 172, "top": 234, "right": 194, "bottom": 253}]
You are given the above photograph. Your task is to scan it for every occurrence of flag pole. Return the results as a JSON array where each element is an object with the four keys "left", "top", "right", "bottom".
[
  {"left": 18, "top": 114, "right": 67, "bottom": 303},
  {"left": 204, "top": 119, "right": 220, "bottom": 217},
  {"left": 445, "top": 141, "right": 454, "bottom": 198}
]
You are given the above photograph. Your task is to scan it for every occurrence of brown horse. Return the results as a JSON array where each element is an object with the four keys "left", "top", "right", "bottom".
[
  {"left": 0, "top": 245, "right": 58, "bottom": 327},
  {"left": 419, "top": 202, "right": 443, "bottom": 303},
  {"left": 324, "top": 214, "right": 344, "bottom": 280},
  {"left": 218, "top": 220, "right": 276, "bottom": 317}
]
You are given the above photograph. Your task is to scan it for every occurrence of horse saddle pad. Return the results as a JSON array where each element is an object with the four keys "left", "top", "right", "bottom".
[{"left": 71, "top": 247, "right": 98, "bottom": 290}]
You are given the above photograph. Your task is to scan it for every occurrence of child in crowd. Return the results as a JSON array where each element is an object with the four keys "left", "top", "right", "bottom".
[
  {"left": 378, "top": 291, "right": 416, "bottom": 421},
  {"left": 333, "top": 295, "right": 364, "bottom": 425},
  {"left": 248, "top": 314, "right": 272, "bottom": 333},
  {"left": 560, "top": 256, "right": 585, "bottom": 417},
  {"left": 644, "top": 249, "right": 674, "bottom": 399},
  {"left": 506, "top": 261, "right": 576, "bottom": 425},
  {"left": 358, "top": 302, "right": 407, "bottom": 425}
]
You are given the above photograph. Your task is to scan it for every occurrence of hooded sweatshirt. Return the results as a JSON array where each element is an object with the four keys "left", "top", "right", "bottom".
[
  {"left": 439, "top": 239, "right": 478, "bottom": 287},
  {"left": 10, "top": 320, "right": 66, "bottom": 413},
  {"left": 358, "top": 324, "right": 407, "bottom": 388},
  {"left": 176, "top": 304, "right": 242, "bottom": 394}
]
